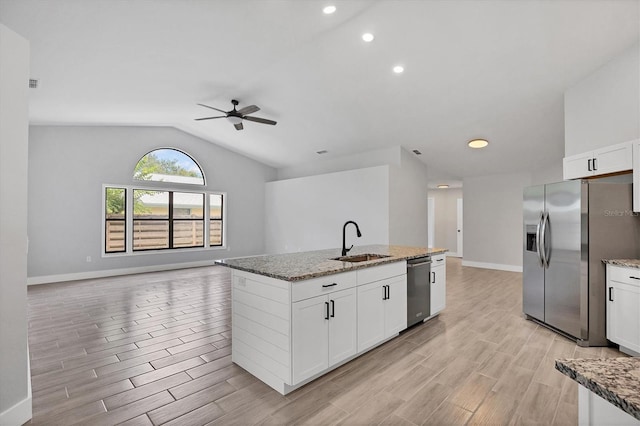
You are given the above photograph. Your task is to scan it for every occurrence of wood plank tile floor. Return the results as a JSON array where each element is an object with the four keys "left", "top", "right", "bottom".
[{"left": 27, "top": 258, "right": 626, "bottom": 425}]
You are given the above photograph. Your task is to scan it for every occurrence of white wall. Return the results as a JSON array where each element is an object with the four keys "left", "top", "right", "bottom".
[
  {"left": 531, "top": 159, "right": 563, "bottom": 186},
  {"left": 565, "top": 43, "right": 640, "bottom": 156},
  {"left": 0, "top": 24, "right": 31, "bottom": 425},
  {"left": 462, "top": 172, "right": 532, "bottom": 272},
  {"left": 428, "top": 188, "right": 463, "bottom": 255},
  {"left": 265, "top": 166, "right": 390, "bottom": 254},
  {"left": 27, "top": 125, "right": 276, "bottom": 282},
  {"left": 389, "top": 148, "right": 429, "bottom": 247},
  {"left": 276, "top": 146, "right": 401, "bottom": 180}
]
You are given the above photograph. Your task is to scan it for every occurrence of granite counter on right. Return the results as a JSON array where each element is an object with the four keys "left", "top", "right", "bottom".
[{"left": 556, "top": 358, "right": 640, "bottom": 425}]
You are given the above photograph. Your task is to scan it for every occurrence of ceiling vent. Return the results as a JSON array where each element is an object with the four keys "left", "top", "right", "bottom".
[
  {"left": 316, "top": 150, "right": 328, "bottom": 155},
  {"left": 412, "top": 149, "right": 422, "bottom": 155},
  {"left": 29, "top": 79, "right": 38, "bottom": 88}
]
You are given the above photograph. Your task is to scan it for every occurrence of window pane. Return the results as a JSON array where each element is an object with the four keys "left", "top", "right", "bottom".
[
  {"left": 105, "top": 221, "right": 125, "bottom": 253},
  {"left": 133, "top": 220, "right": 169, "bottom": 250},
  {"left": 210, "top": 220, "right": 222, "bottom": 246},
  {"left": 173, "top": 220, "right": 204, "bottom": 248},
  {"left": 106, "top": 187, "right": 125, "bottom": 219},
  {"left": 173, "top": 192, "right": 204, "bottom": 219},
  {"left": 133, "top": 149, "right": 204, "bottom": 185},
  {"left": 133, "top": 190, "right": 168, "bottom": 219},
  {"left": 210, "top": 194, "right": 222, "bottom": 220}
]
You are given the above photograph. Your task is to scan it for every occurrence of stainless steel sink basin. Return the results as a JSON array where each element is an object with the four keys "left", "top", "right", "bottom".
[{"left": 332, "top": 253, "right": 391, "bottom": 263}]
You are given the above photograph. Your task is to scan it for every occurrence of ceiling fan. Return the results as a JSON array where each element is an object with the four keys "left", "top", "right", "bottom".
[{"left": 195, "top": 99, "right": 277, "bottom": 131}]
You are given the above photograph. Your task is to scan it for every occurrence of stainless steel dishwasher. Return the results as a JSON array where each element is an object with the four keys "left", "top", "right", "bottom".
[{"left": 407, "top": 256, "right": 431, "bottom": 327}]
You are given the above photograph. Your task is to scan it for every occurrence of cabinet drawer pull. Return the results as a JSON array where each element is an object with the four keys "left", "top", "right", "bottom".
[
  {"left": 609, "top": 287, "right": 614, "bottom": 302},
  {"left": 322, "top": 283, "right": 338, "bottom": 288},
  {"left": 630, "top": 276, "right": 640, "bottom": 280}
]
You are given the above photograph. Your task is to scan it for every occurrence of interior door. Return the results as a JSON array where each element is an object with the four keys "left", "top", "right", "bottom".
[
  {"left": 523, "top": 185, "right": 545, "bottom": 321},
  {"left": 544, "top": 180, "right": 583, "bottom": 338},
  {"left": 456, "top": 198, "right": 463, "bottom": 257}
]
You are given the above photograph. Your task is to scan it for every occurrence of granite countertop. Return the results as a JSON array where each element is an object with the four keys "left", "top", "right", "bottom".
[
  {"left": 555, "top": 358, "right": 640, "bottom": 420},
  {"left": 216, "top": 244, "right": 447, "bottom": 281},
  {"left": 603, "top": 259, "right": 640, "bottom": 269}
]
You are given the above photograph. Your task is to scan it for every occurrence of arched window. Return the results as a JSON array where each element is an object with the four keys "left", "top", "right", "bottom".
[
  {"left": 104, "top": 148, "right": 224, "bottom": 254},
  {"left": 134, "top": 148, "right": 205, "bottom": 185}
]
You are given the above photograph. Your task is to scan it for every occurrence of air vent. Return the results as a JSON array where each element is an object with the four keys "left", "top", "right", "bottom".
[
  {"left": 316, "top": 150, "right": 328, "bottom": 155},
  {"left": 29, "top": 79, "right": 38, "bottom": 88},
  {"left": 412, "top": 149, "right": 422, "bottom": 155}
]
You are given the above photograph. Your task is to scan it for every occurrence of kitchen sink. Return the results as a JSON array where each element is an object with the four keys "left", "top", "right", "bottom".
[{"left": 332, "top": 253, "right": 391, "bottom": 263}]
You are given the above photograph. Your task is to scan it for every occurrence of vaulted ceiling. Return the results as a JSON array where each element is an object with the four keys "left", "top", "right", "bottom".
[{"left": 1, "top": 0, "right": 638, "bottom": 184}]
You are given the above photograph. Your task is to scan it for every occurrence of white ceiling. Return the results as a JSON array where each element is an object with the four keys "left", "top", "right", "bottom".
[{"left": 1, "top": 0, "right": 638, "bottom": 184}]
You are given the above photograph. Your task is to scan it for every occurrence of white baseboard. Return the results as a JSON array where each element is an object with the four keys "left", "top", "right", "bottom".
[
  {"left": 461, "top": 260, "right": 522, "bottom": 273},
  {"left": 27, "top": 260, "right": 216, "bottom": 285},
  {"left": 0, "top": 394, "right": 31, "bottom": 426}
]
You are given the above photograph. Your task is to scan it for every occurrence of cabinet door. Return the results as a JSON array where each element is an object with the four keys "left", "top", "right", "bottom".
[
  {"left": 328, "top": 288, "right": 357, "bottom": 366},
  {"left": 430, "top": 264, "right": 446, "bottom": 315},
  {"left": 563, "top": 152, "right": 594, "bottom": 180},
  {"left": 607, "top": 281, "right": 640, "bottom": 353},
  {"left": 385, "top": 276, "right": 407, "bottom": 336},
  {"left": 633, "top": 141, "right": 639, "bottom": 213},
  {"left": 357, "top": 281, "right": 385, "bottom": 352},
  {"left": 292, "top": 295, "right": 329, "bottom": 384},
  {"left": 593, "top": 141, "right": 632, "bottom": 176}
]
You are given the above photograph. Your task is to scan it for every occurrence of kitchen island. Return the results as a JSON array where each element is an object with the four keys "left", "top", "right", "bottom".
[
  {"left": 556, "top": 358, "right": 640, "bottom": 425},
  {"left": 216, "top": 244, "right": 447, "bottom": 394}
]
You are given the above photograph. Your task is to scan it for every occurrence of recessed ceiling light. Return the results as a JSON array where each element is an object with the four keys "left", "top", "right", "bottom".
[
  {"left": 437, "top": 184, "right": 450, "bottom": 189},
  {"left": 468, "top": 139, "right": 489, "bottom": 149},
  {"left": 362, "top": 33, "right": 374, "bottom": 42},
  {"left": 393, "top": 65, "right": 404, "bottom": 74},
  {"left": 323, "top": 5, "right": 336, "bottom": 14}
]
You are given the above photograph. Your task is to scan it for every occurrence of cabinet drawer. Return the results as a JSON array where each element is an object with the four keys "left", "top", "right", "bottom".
[
  {"left": 432, "top": 254, "right": 446, "bottom": 265},
  {"left": 356, "top": 261, "right": 406, "bottom": 284},
  {"left": 292, "top": 271, "right": 356, "bottom": 302},
  {"left": 608, "top": 265, "right": 640, "bottom": 287}
]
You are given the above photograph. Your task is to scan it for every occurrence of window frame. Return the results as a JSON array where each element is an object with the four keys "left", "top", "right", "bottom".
[
  {"left": 104, "top": 187, "right": 127, "bottom": 254},
  {"left": 102, "top": 183, "right": 226, "bottom": 257}
]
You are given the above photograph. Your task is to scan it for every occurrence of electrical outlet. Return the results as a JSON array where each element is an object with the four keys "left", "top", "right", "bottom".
[{"left": 86, "top": 256, "right": 92, "bottom": 262}]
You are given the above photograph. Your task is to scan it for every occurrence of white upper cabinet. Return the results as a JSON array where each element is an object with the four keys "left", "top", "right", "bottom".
[
  {"left": 634, "top": 140, "right": 640, "bottom": 212},
  {"left": 563, "top": 140, "right": 633, "bottom": 180}
]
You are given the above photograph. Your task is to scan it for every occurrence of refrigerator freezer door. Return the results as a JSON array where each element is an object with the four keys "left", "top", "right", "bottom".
[
  {"left": 523, "top": 185, "right": 545, "bottom": 321},
  {"left": 544, "top": 180, "right": 585, "bottom": 339}
]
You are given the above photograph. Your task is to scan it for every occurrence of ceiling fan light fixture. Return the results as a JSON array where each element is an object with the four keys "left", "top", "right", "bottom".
[
  {"left": 227, "top": 116, "right": 242, "bottom": 125},
  {"left": 468, "top": 139, "right": 489, "bottom": 149}
]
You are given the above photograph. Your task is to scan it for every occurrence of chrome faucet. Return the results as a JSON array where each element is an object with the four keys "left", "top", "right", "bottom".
[{"left": 342, "top": 221, "right": 362, "bottom": 256}]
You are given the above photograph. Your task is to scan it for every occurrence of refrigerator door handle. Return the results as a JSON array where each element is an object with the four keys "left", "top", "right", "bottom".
[
  {"left": 536, "top": 212, "right": 544, "bottom": 267},
  {"left": 540, "top": 211, "right": 549, "bottom": 268}
]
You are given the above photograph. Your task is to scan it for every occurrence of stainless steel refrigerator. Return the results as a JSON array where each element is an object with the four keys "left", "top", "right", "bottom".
[{"left": 523, "top": 180, "right": 640, "bottom": 346}]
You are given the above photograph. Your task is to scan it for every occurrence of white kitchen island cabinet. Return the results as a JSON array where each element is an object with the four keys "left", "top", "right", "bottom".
[
  {"left": 430, "top": 254, "right": 446, "bottom": 315},
  {"left": 218, "top": 244, "right": 447, "bottom": 395},
  {"left": 606, "top": 262, "right": 640, "bottom": 355}
]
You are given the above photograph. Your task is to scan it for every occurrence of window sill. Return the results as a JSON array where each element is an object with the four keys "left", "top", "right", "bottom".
[{"left": 102, "top": 245, "right": 228, "bottom": 258}]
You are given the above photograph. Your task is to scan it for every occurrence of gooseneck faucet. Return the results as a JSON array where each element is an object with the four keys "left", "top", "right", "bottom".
[{"left": 342, "top": 221, "right": 362, "bottom": 256}]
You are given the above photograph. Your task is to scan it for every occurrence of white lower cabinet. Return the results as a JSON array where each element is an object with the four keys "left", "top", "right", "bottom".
[
  {"left": 606, "top": 264, "right": 640, "bottom": 354},
  {"left": 231, "top": 260, "right": 409, "bottom": 395},
  {"left": 292, "top": 287, "right": 356, "bottom": 384},
  {"left": 357, "top": 275, "right": 407, "bottom": 352},
  {"left": 430, "top": 254, "right": 446, "bottom": 315}
]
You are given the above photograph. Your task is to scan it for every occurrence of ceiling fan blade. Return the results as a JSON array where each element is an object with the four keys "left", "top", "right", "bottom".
[
  {"left": 243, "top": 116, "right": 277, "bottom": 126},
  {"left": 237, "top": 105, "right": 260, "bottom": 115},
  {"left": 194, "top": 116, "right": 225, "bottom": 121},
  {"left": 234, "top": 122, "right": 244, "bottom": 131},
  {"left": 197, "top": 103, "right": 228, "bottom": 114}
]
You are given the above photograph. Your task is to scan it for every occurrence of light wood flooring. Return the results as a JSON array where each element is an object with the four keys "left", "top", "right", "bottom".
[{"left": 27, "top": 258, "right": 625, "bottom": 425}]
